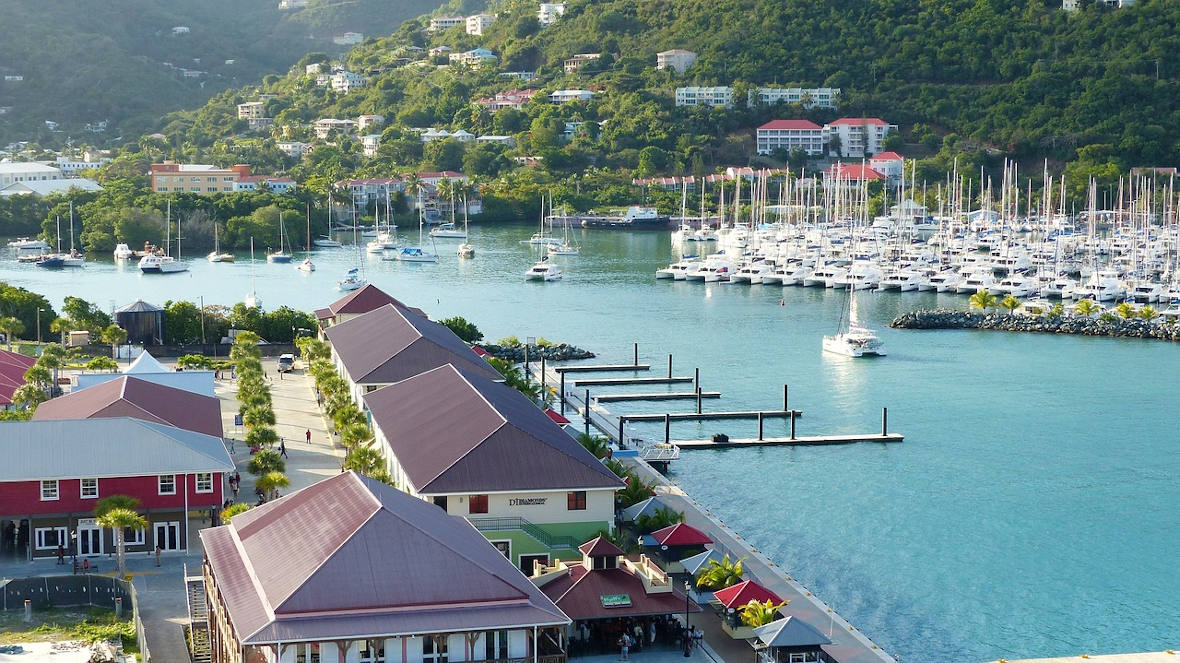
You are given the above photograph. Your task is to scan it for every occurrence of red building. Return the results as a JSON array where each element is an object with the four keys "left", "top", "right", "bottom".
[{"left": 0, "top": 417, "right": 234, "bottom": 561}]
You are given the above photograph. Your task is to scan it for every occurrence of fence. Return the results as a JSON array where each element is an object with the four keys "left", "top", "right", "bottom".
[{"left": 0, "top": 575, "right": 148, "bottom": 661}]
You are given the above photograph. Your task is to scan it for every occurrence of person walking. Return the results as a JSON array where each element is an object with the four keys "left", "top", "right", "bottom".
[
  {"left": 279, "top": 440, "right": 288, "bottom": 458},
  {"left": 305, "top": 429, "right": 312, "bottom": 444},
  {"left": 155, "top": 545, "right": 162, "bottom": 567},
  {"left": 618, "top": 633, "right": 632, "bottom": 661},
  {"left": 56, "top": 544, "right": 64, "bottom": 565},
  {"left": 648, "top": 621, "right": 656, "bottom": 646}
]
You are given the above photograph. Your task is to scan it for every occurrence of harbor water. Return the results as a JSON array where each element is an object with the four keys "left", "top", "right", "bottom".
[{"left": 4, "top": 224, "right": 1178, "bottom": 662}]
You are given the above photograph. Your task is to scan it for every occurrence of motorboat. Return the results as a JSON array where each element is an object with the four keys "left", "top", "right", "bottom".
[
  {"left": 7, "top": 238, "right": 50, "bottom": 251},
  {"left": 113, "top": 243, "right": 134, "bottom": 260},
  {"left": 958, "top": 268, "right": 996, "bottom": 294},
  {"left": 1040, "top": 275, "right": 1078, "bottom": 299},
  {"left": 313, "top": 236, "right": 343, "bottom": 248},
  {"left": 928, "top": 269, "right": 964, "bottom": 293},
  {"left": 525, "top": 258, "right": 562, "bottom": 281},
  {"left": 457, "top": 243, "right": 475, "bottom": 258},
  {"left": 990, "top": 274, "right": 1037, "bottom": 298},
  {"left": 35, "top": 254, "right": 65, "bottom": 268},
  {"left": 1075, "top": 270, "right": 1124, "bottom": 301},
  {"left": 297, "top": 257, "right": 316, "bottom": 272},
  {"left": 138, "top": 254, "right": 187, "bottom": 274},
  {"left": 1129, "top": 280, "right": 1164, "bottom": 303}
]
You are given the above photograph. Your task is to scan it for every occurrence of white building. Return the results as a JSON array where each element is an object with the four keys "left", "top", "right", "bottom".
[
  {"left": 236, "top": 101, "right": 267, "bottom": 120},
  {"left": 361, "top": 134, "right": 381, "bottom": 157},
  {"left": 674, "top": 86, "right": 733, "bottom": 108},
  {"left": 314, "top": 118, "right": 358, "bottom": 139},
  {"left": 656, "top": 49, "right": 697, "bottom": 74},
  {"left": 0, "top": 178, "right": 102, "bottom": 197},
  {"left": 755, "top": 120, "right": 827, "bottom": 156},
  {"left": 537, "top": 2, "right": 566, "bottom": 26},
  {"left": 549, "top": 89, "right": 595, "bottom": 104},
  {"left": 751, "top": 86, "right": 840, "bottom": 109},
  {"left": 499, "top": 71, "right": 537, "bottom": 81},
  {"left": 276, "top": 141, "right": 312, "bottom": 158},
  {"left": 0, "top": 162, "right": 62, "bottom": 187},
  {"left": 476, "top": 135, "right": 517, "bottom": 148},
  {"left": 235, "top": 175, "right": 297, "bottom": 194},
  {"left": 428, "top": 16, "right": 465, "bottom": 32},
  {"left": 868, "top": 151, "right": 905, "bottom": 183},
  {"left": 564, "top": 53, "right": 600, "bottom": 74},
  {"left": 420, "top": 129, "right": 475, "bottom": 143},
  {"left": 304, "top": 62, "right": 324, "bottom": 75},
  {"left": 824, "top": 117, "right": 897, "bottom": 158},
  {"left": 357, "top": 114, "right": 385, "bottom": 131},
  {"left": 329, "top": 71, "right": 366, "bottom": 94},
  {"left": 449, "top": 48, "right": 498, "bottom": 66},
  {"left": 54, "top": 156, "right": 110, "bottom": 176},
  {"left": 466, "top": 13, "right": 494, "bottom": 35},
  {"left": 332, "top": 32, "right": 363, "bottom": 45}
]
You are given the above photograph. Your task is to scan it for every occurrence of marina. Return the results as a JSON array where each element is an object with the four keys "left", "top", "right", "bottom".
[{"left": 2, "top": 223, "right": 1178, "bottom": 662}]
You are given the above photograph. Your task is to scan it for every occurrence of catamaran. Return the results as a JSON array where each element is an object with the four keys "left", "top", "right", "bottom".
[
  {"left": 823, "top": 290, "right": 885, "bottom": 357},
  {"left": 139, "top": 201, "right": 189, "bottom": 274},
  {"left": 524, "top": 254, "right": 562, "bottom": 281}
]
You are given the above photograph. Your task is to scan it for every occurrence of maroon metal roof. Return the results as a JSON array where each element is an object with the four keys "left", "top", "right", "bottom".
[
  {"left": 324, "top": 304, "right": 501, "bottom": 384},
  {"left": 322, "top": 284, "right": 425, "bottom": 318},
  {"left": 540, "top": 564, "right": 699, "bottom": 621},
  {"left": 712, "top": 580, "right": 782, "bottom": 609},
  {"left": 201, "top": 472, "right": 568, "bottom": 645},
  {"left": 0, "top": 350, "right": 36, "bottom": 406},
  {"left": 650, "top": 523, "right": 713, "bottom": 547},
  {"left": 579, "top": 536, "right": 624, "bottom": 558},
  {"left": 363, "top": 365, "right": 624, "bottom": 494},
  {"left": 33, "top": 376, "right": 223, "bottom": 438}
]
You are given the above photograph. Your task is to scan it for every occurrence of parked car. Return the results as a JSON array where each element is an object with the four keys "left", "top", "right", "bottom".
[{"left": 277, "top": 354, "right": 295, "bottom": 373}]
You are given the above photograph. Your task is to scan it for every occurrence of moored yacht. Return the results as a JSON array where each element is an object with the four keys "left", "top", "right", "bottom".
[{"left": 524, "top": 257, "right": 562, "bottom": 281}]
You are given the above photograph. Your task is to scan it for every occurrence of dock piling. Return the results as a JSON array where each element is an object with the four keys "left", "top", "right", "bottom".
[
  {"left": 665, "top": 413, "right": 671, "bottom": 445},
  {"left": 783, "top": 384, "right": 789, "bottom": 411},
  {"left": 584, "top": 389, "right": 591, "bottom": 435},
  {"left": 694, "top": 367, "right": 700, "bottom": 390},
  {"left": 758, "top": 412, "right": 764, "bottom": 440},
  {"left": 881, "top": 407, "right": 888, "bottom": 436},
  {"left": 633, "top": 342, "right": 638, "bottom": 366},
  {"left": 667, "top": 353, "right": 673, "bottom": 378},
  {"left": 618, "top": 419, "right": 625, "bottom": 448},
  {"left": 560, "top": 372, "right": 566, "bottom": 414},
  {"left": 540, "top": 356, "right": 546, "bottom": 389},
  {"left": 790, "top": 410, "right": 796, "bottom": 440},
  {"left": 696, "top": 387, "right": 702, "bottom": 414}
]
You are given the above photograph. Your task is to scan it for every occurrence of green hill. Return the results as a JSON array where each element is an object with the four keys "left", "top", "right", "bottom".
[{"left": 0, "top": 0, "right": 441, "bottom": 147}]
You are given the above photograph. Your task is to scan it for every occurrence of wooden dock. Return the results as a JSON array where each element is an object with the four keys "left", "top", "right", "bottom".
[
  {"left": 570, "top": 376, "right": 696, "bottom": 387},
  {"left": 675, "top": 433, "right": 904, "bottom": 448},
  {"left": 552, "top": 364, "right": 651, "bottom": 373},
  {"left": 594, "top": 391, "right": 722, "bottom": 402},
  {"left": 620, "top": 409, "right": 801, "bottom": 422}
]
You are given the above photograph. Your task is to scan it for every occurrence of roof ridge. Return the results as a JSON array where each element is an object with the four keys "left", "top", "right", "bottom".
[{"left": 225, "top": 523, "right": 277, "bottom": 641}]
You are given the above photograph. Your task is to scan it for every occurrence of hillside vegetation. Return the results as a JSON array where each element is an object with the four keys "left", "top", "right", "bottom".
[{"left": 0, "top": 0, "right": 440, "bottom": 147}]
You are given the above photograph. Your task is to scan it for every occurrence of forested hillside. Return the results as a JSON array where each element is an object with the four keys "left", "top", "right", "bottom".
[{"left": 0, "top": 0, "right": 440, "bottom": 147}]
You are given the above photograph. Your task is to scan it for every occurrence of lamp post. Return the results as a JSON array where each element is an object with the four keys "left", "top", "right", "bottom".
[
  {"left": 683, "top": 579, "right": 692, "bottom": 657},
  {"left": 199, "top": 296, "right": 206, "bottom": 345}
]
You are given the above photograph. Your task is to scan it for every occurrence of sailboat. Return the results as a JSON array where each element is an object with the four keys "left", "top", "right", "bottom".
[
  {"left": 313, "top": 196, "right": 343, "bottom": 247},
  {"left": 35, "top": 215, "right": 66, "bottom": 268},
  {"left": 822, "top": 290, "right": 885, "bottom": 357},
  {"left": 337, "top": 208, "right": 367, "bottom": 290},
  {"left": 61, "top": 203, "right": 85, "bottom": 267},
  {"left": 297, "top": 203, "right": 316, "bottom": 272},
  {"left": 267, "top": 212, "right": 292, "bottom": 263},
  {"left": 394, "top": 190, "right": 438, "bottom": 262},
  {"left": 139, "top": 201, "right": 189, "bottom": 274},
  {"left": 244, "top": 238, "right": 263, "bottom": 308},
  {"left": 208, "top": 223, "right": 234, "bottom": 262},
  {"left": 550, "top": 200, "right": 580, "bottom": 256},
  {"left": 456, "top": 194, "right": 475, "bottom": 258},
  {"left": 430, "top": 189, "right": 468, "bottom": 239}
]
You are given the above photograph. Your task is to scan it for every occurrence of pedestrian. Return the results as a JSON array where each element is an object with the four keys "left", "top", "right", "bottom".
[
  {"left": 648, "top": 621, "right": 656, "bottom": 646},
  {"left": 306, "top": 429, "right": 312, "bottom": 444},
  {"left": 56, "top": 544, "right": 64, "bottom": 565},
  {"left": 233, "top": 470, "right": 241, "bottom": 485},
  {"left": 692, "top": 626, "right": 703, "bottom": 650},
  {"left": 618, "top": 633, "right": 632, "bottom": 661},
  {"left": 155, "top": 545, "right": 162, "bottom": 566},
  {"left": 280, "top": 440, "right": 288, "bottom": 458}
]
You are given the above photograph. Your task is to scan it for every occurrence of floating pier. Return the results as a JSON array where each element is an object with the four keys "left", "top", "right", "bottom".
[
  {"left": 620, "top": 409, "right": 801, "bottom": 422},
  {"left": 552, "top": 363, "right": 651, "bottom": 373},
  {"left": 675, "top": 433, "right": 904, "bottom": 448},
  {"left": 594, "top": 391, "right": 722, "bottom": 402},
  {"left": 569, "top": 375, "right": 696, "bottom": 387}
]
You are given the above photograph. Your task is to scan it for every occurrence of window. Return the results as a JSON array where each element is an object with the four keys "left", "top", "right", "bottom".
[
  {"left": 469, "top": 494, "right": 488, "bottom": 514},
  {"left": 35, "top": 527, "right": 68, "bottom": 550},
  {"left": 80, "top": 478, "right": 98, "bottom": 499},
  {"left": 566, "top": 490, "right": 586, "bottom": 511},
  {"left": 41, "top": 480, "right": 59, "bottom": 501},
  {"left": 358, "top": 641, "right": 385, "bottom": 663},
  {"left": 158, "top": 475, "right": 176, "bottom": 495},
  {"left": 195, "top": 473, "right": 213, "bottom": 494},
  {"left": 295, "top": 643, "right": 321, "bottom": 663},
  {"left": 123, "top": 526, "right": 145, "bottom": 546},
  {"left": 485, "top": 630, "right": 509, "bottom": 661},
  {"left": 422, "top": 637, "right": 447, "bottom": 663}
]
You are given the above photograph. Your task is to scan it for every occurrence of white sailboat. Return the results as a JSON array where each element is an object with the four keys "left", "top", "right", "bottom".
[
  {"left": 244, "top": 238, "right": 263, "bottom": 309},
  {"left": 430, "top": 190, "right": 468, "bottom": 239},
  {"left": 61, "top": 203, "right": 85, "bottom": 267},
  {"left": 139, "top": 201, "right": 189, "bottom": 274},
  {"left": 313, "top": 196, "right": 343, "bottom": 247},
  {"left": 550, "top": 198, "right": 580, "bottom": 256},
  {"left": 267, "top": 212, "right": 293, "bottom": 263},
  {"left": 338, "top": 209, "right": 367, "bottom": 290},
  {"left": 823, "top": 290, "right": 885, "bottom": 357},
  {"left": 395, "top": 191, "right": 438, "bottom": 262},
  {"left": 297, "top": 203, "right": 316, "bottom": 272},
  {"left": 456, "top": 194, "right": 475, "bottom": 258},
  {"left": 208, "top": 223, "right": 233, "bottom": 262}
]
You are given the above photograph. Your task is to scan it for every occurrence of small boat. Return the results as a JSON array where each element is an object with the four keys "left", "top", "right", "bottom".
[
  {"left": 429, "top": 222, "right": 468, "bottom": 239},
  {"left": 139, "top": 201, "right": 189, "bottom": 274},
  {"left": 313, "top": 236, "right": 342, "bottom": 248},
  {"left": 35, "top": 255, "right": 65, "bottom": 269},
  {"left": 338, "top": 268, "right": 365, "bottom": 291},
  {"left": 113, "top": 243, "right": 134, "bottom": 260},
  {"left": 457, "top": 243, "right": 475, "bottom": 258},
  {"left": 525, "top": 256, "right": 562, "bottom": 281},
  {"left": 7, "top": 238, "right": 50, "bottom": 251},
  {"left": 60, "top": 205, "right": 85, "bottom": 267},
  {"left": 297, "top": 203, "right": 316, "bottom": 272},
  {"left": 267, "top": 212, "right": 293, "bottom": 263},
  {"left": 394, "top": 192, "right": 438, "bottom": 262},
  {"left": 297, "top": 257, "right": 316, "bottom": 272},
  {"left": 823, "top": 291, "right": 885, "bottom": 357},
  {"left": 208, "top": 224, "right": 233, "bottom": 262}
]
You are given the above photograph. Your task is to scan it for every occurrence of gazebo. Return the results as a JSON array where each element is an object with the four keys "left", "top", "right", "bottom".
[
  {"left": 752, "top": 616, "right": 833, "bottom": 663},
  {"left": 712, "top": 579, "right": 784, "bottom": 639},
  {"left": 640, "top": 522, "right": 712, "bottom": 573},
  {"left": 620, "top": 497, "right": 666, "bottom": 523}
]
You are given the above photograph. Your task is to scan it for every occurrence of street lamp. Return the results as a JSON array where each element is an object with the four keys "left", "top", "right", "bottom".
[{"left": 683, "top": 579, "right": 692, "bottom": 657}]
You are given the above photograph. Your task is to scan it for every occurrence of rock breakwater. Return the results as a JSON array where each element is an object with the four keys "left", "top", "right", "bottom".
[
  {"left": 890, "top": 309, "right": 1180, "bottom": 341},
  {"left": 481, "top": 342, "right": 596, "bottom": 361}
]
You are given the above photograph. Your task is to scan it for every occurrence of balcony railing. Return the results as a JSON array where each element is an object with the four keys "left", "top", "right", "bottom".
[{"left": 467, "top": 517, "right": 580, "bottom": 550}]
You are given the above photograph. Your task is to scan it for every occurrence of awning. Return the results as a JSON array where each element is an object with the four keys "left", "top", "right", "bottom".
[
  {"left": 712, "top": 580, "right": 782, "bottom": 610},
  {"left": 545, "top": 408, "right": 571, "bottom": 425},
  {"left": 753, "top": 616, "right": 831, "bottom": 648},
  {"left": 679, "top": 549, "right": 722, "bottom": 576},
  {"left": 647, "top": 522, "right": 713, "bottom": 547},
  {"left": 619, "top": 497, "right": 665, "bottom": 523}
]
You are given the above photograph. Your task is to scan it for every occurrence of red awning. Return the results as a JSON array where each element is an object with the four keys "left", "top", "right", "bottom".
[
  {"left": 712, "top": 580, "right": 782, "bottom": 609},
  {"left": 545, "top": 408, "right": 571, "bottom": 425},
  {"left": 650, "top": 522, "right": 713, "bottom": 547},
  {"left": 472, "top": 345, "right": 490, "bottom": 357}
]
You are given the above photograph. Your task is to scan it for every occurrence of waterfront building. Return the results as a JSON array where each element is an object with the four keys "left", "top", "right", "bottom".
[
  {"left": 314, "top": 284, "right": 424, "bottom": 331},
  {"left": 824, "top": 163, "right": 885, "bottom": 189},
  {"left": 363, "top": 364, "right": 624, "bottom": 572},
  {"left": 656, "top": 49, "right": 697, "bottom": 74},
  {"left": 0, "top": 418, "right": 232, "bottom": 561},
  {"left": 0, "top": 349, "right": 35, "bottom": 410},
  {"left": 324, "top": 303, "right": 500, "bottom": 404},
  {"left": 549, "top": 89, "right": 595, "bottom": 104},
  {"left": 335, "top": 177, "right": 405, "bottom": 207},
  {"left": 33, "top": 375, "right": 223, "bottom": 438},
  {"left": 824, "top": 117, "right": 897, "bottom": 158},
  {"left": 0, "top": 162, "right": 62, "bottom": 187},
  {"left": 563, "top": 53, "right": 601, "bottom": 74},
  {"left": 75, "top": 351, "right": 216, "bottom": 397},
  {"left": 755, "top": 119, "right": 826, "bottom": 156},
  {"left": 200, "top": 471, "right": 571, "bottom": 663},
  {"left": 466, "top": 13, "right": 495, "bottom": 35},
  {"left": 868, "top": 151, "right": 905, "bottom": 183},
  {"left": 54, "top": 155, "right": 111, "bottom": 175},
  {"left": 428, "top": 16, "right": 465, "bottom": 31},
  {"left": 751, "top": 86, "right": 840, "bottom": 109},
  {"left": 674, "top": 86, "right": 734, "bottom": 108},
  {"left": 537, "top": 2, "right": 566, "bottom": 26},
  {"left": 149, "top": 163, "right": 257, "bottom": 194}
]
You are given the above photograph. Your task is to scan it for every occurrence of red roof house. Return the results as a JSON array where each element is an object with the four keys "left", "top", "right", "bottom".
[
  {"left": 314, "top": 284, "right": 425, "bottom": 327},
  {"left": 0, "top": 349, "right": 35, "bottom": 408},
  {"left": 757, "top": 119, "right": 822, "bottom": 131},
  {"left": 33, "top": 375, "right": 224, "bottom": 438},
  {"left": 825, "top": 163, "right": 885, "bottom": 182}
]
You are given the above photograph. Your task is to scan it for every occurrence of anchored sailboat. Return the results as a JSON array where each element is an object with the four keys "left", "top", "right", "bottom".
[{"left": 822, "top": 290, "right": 885, "bottom": 357}]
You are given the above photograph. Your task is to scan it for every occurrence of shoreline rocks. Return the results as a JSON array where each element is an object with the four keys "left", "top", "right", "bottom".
[
  {"left": 890, "top": 309, "right": 1180, "bottom": 341},
  {"left": 481, "top": 342, "right": 596, "bottom": 361}
]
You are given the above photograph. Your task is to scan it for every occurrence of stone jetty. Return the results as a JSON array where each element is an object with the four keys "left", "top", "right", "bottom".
[{"left": 890, "top": 309, "right": 1180, "bottom": 341}]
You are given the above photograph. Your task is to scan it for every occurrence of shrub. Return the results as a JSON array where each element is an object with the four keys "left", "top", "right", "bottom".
[{"left": 439, "top": 316, "right": 484, "bottom": 343}]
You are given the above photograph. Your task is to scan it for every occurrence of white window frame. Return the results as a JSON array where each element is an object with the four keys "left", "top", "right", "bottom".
[
  {"left": 158, "top": 474, "right": 176, "bottom": 495},
  {"left": 80, "top": 478, "right": 98, "bottom": 499},
  {"left": 35, "top": 526, "right": 68, "bottom": 550},
  {"left": 123, "top": 526, "right": 146, "bottom": 546},
  {"left": 195, "top": 472, "right": 213, "bottom": 494},
  {"left": 40, "top": 480, "right": 59, "bottom": 501}
]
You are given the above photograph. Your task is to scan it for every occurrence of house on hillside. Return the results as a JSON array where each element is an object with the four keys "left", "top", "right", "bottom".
[
  {"left": 869, "top": 151, "right": 905, "bottom": 183},
  {"left": 824, "top": 117, "right": 897, "bottom": 158},
  {"left": 538, "top": 2, "right": 567, "bottom": 26},
  {"left": 674, "top": 86, "right": 733, "bottom": 108},
  {"left": 656, "top": 49, "right": 696, "bottom": 74},
  {"left": 755, "top": 119, "right": 826, "bottom": 156},
  {"left": 549, "top": 89, "right": 594, "bottom": 104},
  {"left": 466, "top": 13, "right": 495, "bottom": 35},
  {"left": 563, "top": 53, "right": 601, "bottom": 74},
  {"left": 429, "top": 16, "right": 465, "bottom": 31}
]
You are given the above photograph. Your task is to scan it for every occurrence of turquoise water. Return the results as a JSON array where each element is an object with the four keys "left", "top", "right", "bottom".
[{"left": 5, "top": 225, "right": 1178, "bottom": 662}]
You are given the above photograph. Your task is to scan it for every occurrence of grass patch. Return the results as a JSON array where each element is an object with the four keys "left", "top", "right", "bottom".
[{"left": 0, "top": 606, "right": 137, "bottom": 653}]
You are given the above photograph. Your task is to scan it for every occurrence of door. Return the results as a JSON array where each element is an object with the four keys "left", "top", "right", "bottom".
[
  {"left": 154, "top": 522, "right": 181, "bottom": 551},
  {"left": 76, "top": 518, "right": 102, "bottom": 556}
]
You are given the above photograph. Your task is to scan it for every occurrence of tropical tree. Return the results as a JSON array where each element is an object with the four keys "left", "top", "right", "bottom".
[
  {"left": 247, "top": 448, "right": 285, "bottom": 475},
  {"left": 339, "top": 422, "right": 372, "bottom": 448},
  {"left": 1075, "top": 298, "right": 1101, "bottom": 317},
  {"left": 96, "top": 507, "right": 148, "bottom": 578},
  {"left": 85, "top": 356, "right": 119, "bottom": 372},
  {"left": 1139, "top": 305, "right": 1159, "bottom": 321},
  {"left": 616, "top": 475, "right": 656, "bottom": 509},
  {"left": 343, "top": 443, "right": 387, "bottom": 479},
  {"left": 49, "top": 317, "right": 70, "bottom": 345},
  {"left": 255, "top": 471, "right": 290, "bottom": 501},
  {"left": 241, "top": 404, "right": 276, "bottom": 430},
  {"left": 438, "top": 316, "right": 483, "bottom": 343},
  {"left": 221, "top": 503, "right": 253, "bottom": 521},
  {"left": 634, "top": 506, "right": 685, "bottom": 533},
  {"left": 11, "top": 384, "right": 47, "bottom": 410},
  {"left": 1115, "top": 301, "right": 1135, "bottom": 319},
  {"left": 603, "top": 458, "right": 630, "bottom": 479},
  {"left": 1047, "top": 303, "right": 1065, "bottom": 319},
  {"left": 100, "top": 325, "right": 127, "bottom": 360},
  {"left": 999, "top": 295, "right": 1021, "bottom": 315},
  {"left": 245, "top": 426, "right": 279, "bottom": 449},
  {"left": 0, "top": 316, "right": 24, "bottom": 350},
  {"left": 576, "top": 433, "right": 611, "bottom": 459},
  {"left": 740, "top": 599, "right": 790, "bottom": 628},
  {"left": 969, "top": 290, "right": 997, "bottom": 311},
  {"left": 696, "top": 554, "right": 746, "bottom": 590}
]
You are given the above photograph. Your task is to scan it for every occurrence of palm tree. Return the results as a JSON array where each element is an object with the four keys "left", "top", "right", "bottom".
[
  {"left": 49, "top": 317, "right": 70, "bottom": 345},
  {"left": 0, "top": 316, "right": 24, "bottom": 350},
  {"left": 969, "top": 289, "right": 997, "bottom": 311},
  {"left": 616, "top": 475, "right": 656, "bottom": 509},
  {"left": 12, "top": 384, "right": 47, "bottom": 410},
  {"left": 1047, "top": 303, "right": 1065, "bottom": 319},
  {"left": 1139, "top": 305, "right": 1159, "bottom": 321},
  {"left": 1115, "top": 301, "right": 1135, "bottom": 319},
  {"left": 740, "top": 599, "right": 790, "bottom": 628},
  {"left": 999, "top": 295, "right": 1021, "bottom": 315},
  {"left": 634, "top": 506, "right": 685, "bottom": 533},
  {"left": 344, "top": 442, "right": 385, "bottom": 476},
  {"left": 100, "top": 324, "right": 128, "bottom": 360},
  {"left": 576, "top": 433, "right": 611, "bottom": 459},
  {"left": 248, "top": 448, "right": 286, "bottom": 475},
  {"left": 245, "top": 426, "right": 279, "bottom": 450},
  {"left": 339, "top": 422, "right": 372, "bottom": 448},
  {"left": 1075, "top": 298, "right": 1100, "bottom": 317},
  {"left": 255, "top": 471, "right": 290, "bottom": 501},
  {"left": 241, "top": 404, "right": 276, "bottom": 430},
  {"left": 696, "top": 554, "right": 746, "bottom": 590},
  {"left": 97, "top": 507, "right": 148, "bottom": 578}
]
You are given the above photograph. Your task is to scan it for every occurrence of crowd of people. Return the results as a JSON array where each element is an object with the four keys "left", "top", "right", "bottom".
[{"left": 568, "top": 616, "right": 703, "bottom": 659}]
